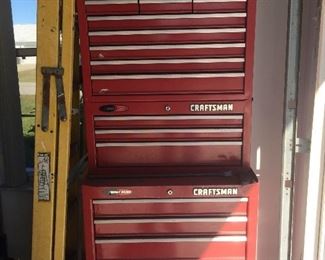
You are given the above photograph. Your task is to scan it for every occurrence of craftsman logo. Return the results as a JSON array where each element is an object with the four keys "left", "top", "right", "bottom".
[
  {"left": 193, "top": 188, "right": 239, "bottom": 196},
  {"left": 106, "top": 189, "right": 132, "bottom": 196},
  {"left": 190, "top": 103, "right": 234, "bottom": 112}
]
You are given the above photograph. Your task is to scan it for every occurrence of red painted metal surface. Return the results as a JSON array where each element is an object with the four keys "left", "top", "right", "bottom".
[
  {"left": 84, "top": 100, "right": 251, "bottom": 175},
  {"left": 82, "top": 176, "right": 259, "bottom": 260}
]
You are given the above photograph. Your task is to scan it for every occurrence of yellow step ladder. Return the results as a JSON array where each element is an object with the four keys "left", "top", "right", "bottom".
[{"left": 32, "top": 0, "right": 82, "bottom": 259}]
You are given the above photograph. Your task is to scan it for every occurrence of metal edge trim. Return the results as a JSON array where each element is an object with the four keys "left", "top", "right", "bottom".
[
  {"left": 90, "top": 58, "right": 245, "bottom": 65},
  {"left": 95, "top": 128, "right": 243, "bottom": 134},
  {"left": 89, "top": 28, "right": 246, "bottom": 36},
  {"left": 93, "top": 198, "right": 248, "bottom": 204},
  {"left": 94, "top": 216, "right": 248, "bottom": 224},
  {"left": 91, "top": 72, "right": 245, "bottom": 80},
  {"left": 94, "top": 115, "right": 244, "bottom": 121},
  {"left": 95, "top": 236, "right": 247, "bottom": 244},
  {"left": 95, "top": 141, "right": 243, "bottom": 147},
  {"left": 90, "top": 43, "right": 246, "bottom": 51},
  {"left": 87, "top": 13, "right": 247, "bottom": 21}
]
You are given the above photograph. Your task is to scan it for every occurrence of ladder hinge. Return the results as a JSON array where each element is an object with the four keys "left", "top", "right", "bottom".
[
  {"left": 40, "top": 66, "right": 67, "bottom": 132},
  {"left": 295, "top": 138, "right": 311, "bottom": 153}
]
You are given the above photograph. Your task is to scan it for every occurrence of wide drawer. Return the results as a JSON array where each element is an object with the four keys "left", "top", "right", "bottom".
[
  {"left": 91, "top": 73, "right": 245, "bottom": 95},
  {"left": 87, "top": 13, "right": 246, "bottom": 31},
  {"left": 89, "top": 28, "right": 245, "bottom": 46},
  {"left": 90, "top": 43, "right": 246, "bottom": 60},
  {"left": 96, "top": 238, "right": 246, "bottom": 259},
  {"left": 94, "top": 216, "right": 247, "bottom": 236},
  {"left": 96, "top": 142, "right": 242, "bottom": 167},
  {"left": 93, "top": 198, "right": 248, "bottom": 217}
]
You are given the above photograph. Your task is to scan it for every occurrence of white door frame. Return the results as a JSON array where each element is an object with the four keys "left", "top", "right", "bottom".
[{"left": 303, "top": 0, "right": 325, "bottom": 258}]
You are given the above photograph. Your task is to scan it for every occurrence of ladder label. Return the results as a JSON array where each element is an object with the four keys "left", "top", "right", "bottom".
[{"left": 37, "top": 153, "right": 51, "bottom": 201}]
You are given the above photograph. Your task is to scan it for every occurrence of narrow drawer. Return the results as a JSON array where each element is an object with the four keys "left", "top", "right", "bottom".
[
  {"left": 85, "top": 0, "right": 139, "bottom": 15},
  {"left": 193, "top": 0, "right": 247, "bottom": 13},
  {"left": 139, "top": 0, "right": 192, "bottom": 14}
]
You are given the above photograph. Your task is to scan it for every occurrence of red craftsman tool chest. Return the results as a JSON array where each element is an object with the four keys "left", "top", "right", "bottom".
[
  {"left": 82, "top": 176, "right": 258, "bottom": 260},
  {"left": 86, "top": 99, "right": 253, "bottom": 176},
  {"left": 77, "top": 0, "right": 259, "bottom": 259},
  {"left": 78, "top": 0, "right": 255, "bottom": 101}
]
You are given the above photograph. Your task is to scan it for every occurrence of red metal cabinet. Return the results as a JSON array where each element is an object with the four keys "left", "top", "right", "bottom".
[
  {"left": 85, "top": 100, "right": 252, "bottom": 175},
  {"left": 77, "top": 0, "right": 257, "bottom": 174},
  {"left": 77, "top": 0, "right": 259, "bottom": 258},
  {"left": 76, "top": 0, "right": 258, "bottom": 174},
  {"left": 77, "top": 0, "right": 256, "bottom": 100},
  {"left": 82, "top": 176, "right": 259, "bottom": 260}
]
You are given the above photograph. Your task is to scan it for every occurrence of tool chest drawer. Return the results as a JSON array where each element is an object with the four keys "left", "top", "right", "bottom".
[
  {"left": 139, "top": 0, "right": 192, "bottom": 14},
  {"left": 91, "top": 73, "right": 245, "bottom": 96},
  {"left": 193, "top": 0, "right": 247, "bottom": 13},
  {"left": 93, "top": 198, "right": 248, "bottom": 217},
  {"left": 94, "top": 216, "right": 248, "bottom": 236},
  {"left": 85, "top": 0, "right": 139, "bottom": 15},
  {"left": 82, "top": 177, "right": 259, "bottom": 260},
  {"left": 96, "top": 240, "right": 246, "bottom": 259}
]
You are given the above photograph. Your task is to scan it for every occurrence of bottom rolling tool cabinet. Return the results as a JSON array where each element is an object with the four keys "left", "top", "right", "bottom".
[{"left": 82, "top": 175, "right": 259, "bottom": 259}]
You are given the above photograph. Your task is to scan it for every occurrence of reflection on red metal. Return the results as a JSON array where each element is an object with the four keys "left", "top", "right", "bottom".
[
  {"left": 77, "top": 0, "right": 258, "bottom": 258},
  {"left": 82, "top": 176, "right": 259, "bottom": 260}
]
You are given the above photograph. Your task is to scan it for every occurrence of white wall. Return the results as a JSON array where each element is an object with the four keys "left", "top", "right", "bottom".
[
  {"left": 252, "top": 0, "right": 323, "bottom": 259},
  {"left": 252, "top": 0, "right": 288, "bottom": 259},
  {"left": 292, "top": 0, "right": 320, "bottom": 258}
]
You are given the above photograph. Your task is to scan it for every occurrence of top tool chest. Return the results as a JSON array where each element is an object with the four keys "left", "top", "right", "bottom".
[
  {"left": 78, "top": 0, "right": 255, "bottom": 100},
  {"left": 77, "top": 0, "right": 257, "bottom": 176}
]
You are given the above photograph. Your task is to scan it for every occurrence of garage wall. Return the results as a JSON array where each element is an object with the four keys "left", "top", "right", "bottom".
[
  {"left": 252, "top": 0, "right": 323, "bottom": 259},
  {"left": 251, "top": 0, "right": 288, "bottom": 259},
  {"left": 292, "top": 0, "right": 320, "bottom": 258}
]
